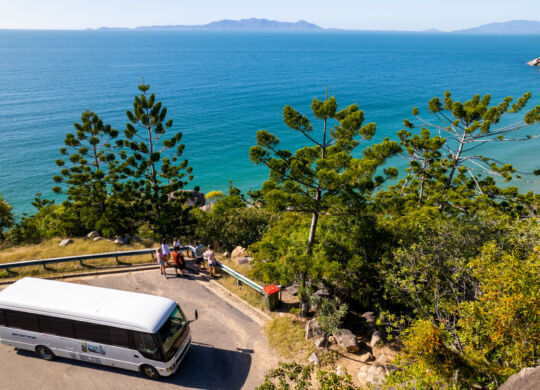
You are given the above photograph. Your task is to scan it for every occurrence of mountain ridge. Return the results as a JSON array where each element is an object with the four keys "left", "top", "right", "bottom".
[{"left": 89, "top": 18, "right": 540, "bottom": 34}]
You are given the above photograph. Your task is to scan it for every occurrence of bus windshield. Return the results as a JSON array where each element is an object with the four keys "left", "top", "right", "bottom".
[{"left": 155, "top": 306, "right": 187, "bottom": 361}]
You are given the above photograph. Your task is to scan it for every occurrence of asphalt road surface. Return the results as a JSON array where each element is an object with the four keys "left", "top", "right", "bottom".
[{"left": 0, "top": 267, "right": 278, "bottom": 389}]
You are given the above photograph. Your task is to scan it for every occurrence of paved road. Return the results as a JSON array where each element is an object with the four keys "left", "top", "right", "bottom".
[{"left": 0, "top": 267, "right": 278, "bottom": 389}]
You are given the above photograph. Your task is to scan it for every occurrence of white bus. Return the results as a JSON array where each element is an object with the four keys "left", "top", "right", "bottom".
[{"left": 0, "top": 277, "right": 197, "bottom": 379}]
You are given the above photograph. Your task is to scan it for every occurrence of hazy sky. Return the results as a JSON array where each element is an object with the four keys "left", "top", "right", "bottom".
[{"left": 1, "top": 0, "right": 539, "bottom": 31}]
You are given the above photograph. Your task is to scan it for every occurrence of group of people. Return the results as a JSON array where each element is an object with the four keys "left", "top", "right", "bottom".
[{"left": 156, "top": 238, "right": 217, "bottom": 279}]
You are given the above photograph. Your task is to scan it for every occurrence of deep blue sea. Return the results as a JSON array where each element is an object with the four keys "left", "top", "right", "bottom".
[{"left": 0, "top": 30, "right": 539, "bottom": 214}]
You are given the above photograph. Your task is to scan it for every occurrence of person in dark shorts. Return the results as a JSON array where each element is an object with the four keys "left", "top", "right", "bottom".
[
  {"left": 204, "top": 245, "right": 217, "bottom": 278},
  {"left": 195, "top": 242, "right": 205, "bottom": 271},
  {"left": 171, "top": 246, "right": 186, "bottom": 277}
]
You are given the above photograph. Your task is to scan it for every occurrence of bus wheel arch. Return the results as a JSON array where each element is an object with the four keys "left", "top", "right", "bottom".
[
  {"left": 140, "top": 364, "right": 160, "bottom": 380},
  {"left": 35, "top": 345, "right": 55, "bottom": 361}
]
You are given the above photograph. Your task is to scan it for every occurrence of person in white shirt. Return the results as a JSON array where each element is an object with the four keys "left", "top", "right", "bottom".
[
  {"left": 161, "top": 238, "right": 171, "bottom": 261},
  {"left": 204, "top": 245, "right": 217, "bottom": 278},
  {"left": 173, "top": 237, "right": 180, "bottom": 249}
]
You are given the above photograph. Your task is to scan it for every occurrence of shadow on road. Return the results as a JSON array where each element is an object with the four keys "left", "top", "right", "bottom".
[
  {"left": 16, "top": 343, "right": 252, "bottom": 389},
  {"left": 166, "top": 344, "right": 252, "bottom": 389}
]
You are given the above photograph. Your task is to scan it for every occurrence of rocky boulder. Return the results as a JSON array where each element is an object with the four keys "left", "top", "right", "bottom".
[
  {"left": 131, "top": 235, "right": 142, "bottom": 243},
  {"left": 235, "top": 256, "right": 253, "bottom": 265},
  {"left": 370, "top": 330, "right": 384, "bottom": 347},
  {"left": 307, "top": 352, "right": 320, "bottom": 365},
  {"left": 357, "top": 364, "right": 385, "bottom": 384},
  {"left": 314, "top": 336, "right": 326, "bottom": 348},
  {"left": 231, "top": 246, "right": 248, "bottom": 260},
  {"left": 93, "top": 236, "right": 105, "bottom": 242},
  {"left": 286, "top": 282, "right": 299, "bottom": 296},
  {"left": 527, "top": 57, "right": 540, "bottom": 66},
  {"left": 333, "top": 329, "right": 360, "bottom": 353},
  {"left": 87, "top": 231, "right": 100, "bottom": 239},
  {"left": 59, "top": 238, "right": 73, "bottom": 247},
  {"left": 113, "top": 237, "right": 126, "bottom": 245},
  {"left": 499, "top": 366, "right": 540, "bottom": 390},
  {"left": 359, "top": 352, "right": 374, "bottom": 363},
  {"left": 305, "top": 319, "right": 323, "bottom": 339}
]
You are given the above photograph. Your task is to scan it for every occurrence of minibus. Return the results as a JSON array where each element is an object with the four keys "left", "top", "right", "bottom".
[{"left": 0, "top": 277, "right": 197, "bottom": 379}]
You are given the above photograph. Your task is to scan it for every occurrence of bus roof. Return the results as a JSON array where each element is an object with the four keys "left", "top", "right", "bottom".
[{"left": 0, "top": 277, "right": 177, "bottom": 333}]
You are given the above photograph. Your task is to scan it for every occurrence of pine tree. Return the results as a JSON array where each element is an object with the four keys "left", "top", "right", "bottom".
[
  {"left": 250, "top": 92, "right": 400, "bottom": 254},
  {"left": 52, "top": 110, "right": 129, "bottom": 235},
  {"left": 123, "top": 83, "right": 193, "bottom": 237}
]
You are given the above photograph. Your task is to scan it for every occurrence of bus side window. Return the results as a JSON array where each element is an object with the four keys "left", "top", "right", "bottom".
[
  {"left": 74, "top": 322, "right": 111, "bottom": 345},
  {"left": 0, "top": 309, "right": 5, "bottom": 326},
  {"left": 5, "top": 310, "right": 39, "bottom": 332},
  {"left": 38, "top": 316, "right": 75, "bottom": 338},
  {"left": 132, "top": 332, "right": 162, "bottom": 361},
  {"left": 110, "top": 328, "right": 130, "bottom": 348}
]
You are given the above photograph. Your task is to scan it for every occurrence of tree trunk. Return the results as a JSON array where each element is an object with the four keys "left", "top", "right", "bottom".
[{"left": 445, "top": 131, "right": 467, "bottom": 189}]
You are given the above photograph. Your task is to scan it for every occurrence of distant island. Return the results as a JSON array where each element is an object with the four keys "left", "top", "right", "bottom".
[
  {"left": 452, "top": 20, "right": 540, "bottom": 34},
  {"left": 89, "top": 18, "right": 540, "bottom": 34},
  {"left": 92, "top": 18, "right": 323, "bottom": 31}
]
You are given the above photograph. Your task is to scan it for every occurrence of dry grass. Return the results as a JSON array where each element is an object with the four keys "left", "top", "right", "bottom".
[
  {"left": 216, "top": 273, "right": 266, "bottom": 309},
  {"left": 0, "top": 237, "right": 157, "bottom": 279},
  {"left": 265, "top": 316, "right": 316, "bottom": 360}
]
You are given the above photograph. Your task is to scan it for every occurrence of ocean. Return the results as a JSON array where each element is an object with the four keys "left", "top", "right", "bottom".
[{"left": 0, "top": 30, "right": 539, "bottom": 214}]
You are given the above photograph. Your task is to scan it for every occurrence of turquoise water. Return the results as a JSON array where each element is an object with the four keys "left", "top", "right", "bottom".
[{"left": 0, "top": 31, "right": 539, "bottom": 214}]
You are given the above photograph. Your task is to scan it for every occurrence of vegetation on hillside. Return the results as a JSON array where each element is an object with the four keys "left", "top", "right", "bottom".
[{"left": 1, "top": 87, "right": 539, "bottom": 388}]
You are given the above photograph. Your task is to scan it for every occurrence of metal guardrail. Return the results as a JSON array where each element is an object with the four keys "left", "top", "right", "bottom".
[
  {"left": 215, "top": 260, "right": 265, "bottom": 295},
  {"left": 0, "top": 244, "right": 267, "bottom": 297},
  {"left": 0, "top": 248, "right": 159, "bottom": 273}
]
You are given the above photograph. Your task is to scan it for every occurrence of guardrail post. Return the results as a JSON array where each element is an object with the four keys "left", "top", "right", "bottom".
[
  {"left": 79, "top": 259, "right": 85, "bottom": 267},
  {"left": 115, "top": 256, "right": 120, "bottom": 265}
]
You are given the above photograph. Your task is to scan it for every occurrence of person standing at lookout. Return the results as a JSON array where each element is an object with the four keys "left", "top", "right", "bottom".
[
  {"left": 156, "top": 248, "right": 167, "bottom": 278},
  {"left": 171, "top": 246, "right": 186, "bottom": 277},
  {"left": 195, "top": 242, "right": 205, "bottom": 272},
  {"left": 161, "top": 238, "right": 171, "bottom": 262},
  {"left": 204, "top": 245, "right": 217, "bottom": 278}
]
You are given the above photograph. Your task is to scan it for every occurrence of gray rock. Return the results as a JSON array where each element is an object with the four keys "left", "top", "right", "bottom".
[
  {"left": 314, "top": 336, "right": 326, "bottom": 348},
  {"left": 361, "top": 311, "right": 376, "bottom": 324},
  {"left": 235, "top": 257, "right": 250, "bottom": 265},
  {"left": 199, "top": 204, "right": 211, "bottom": 212},
  {"left": 87, "top": 231, "right": 100, "bottom": 239},
  {"left": 370, "top": 330, "right": 384, "bottom": 348},
  {"left": 131, "top": 235, "right": 142, "bottom": 242},
  {"left": 313, "top": 288, "right": 330, "bottom": 298},
  {"left": 222, "top": 252, "right": 229, "bottom": 258},
  {"left": 377, "top": 353, "right": 387, "bottom": 363},
  {"left": 59, "top": 238, "right": 73, "bottom": 247},
  {"left": 307, "top": 352, "right": 320, "bottom": 366},
  {"left": 359, "top": 352, "right": 374, "bottom": 363},
  {"left": 305, "top": 319, "right": 323, "bottom": 339},
  {"left": 333, "top": 329, "right": 360, "bottom": 353},
  {"left": 527, "top": 57, "right": 540, "bottom": 66},
  {"left": 113, "top": 237, "right": 125, "bottom": 245},
  {"left": 286, "top": 282, "right": 299, "bottom": 296},
  {"left": 328, "top": 335, "right": 337, "bottom": 344},
  {"left": 231, "top": 246, "right": 248, "bottom": 261},
  {"left": 336, "top": 365, "right": 345, "bottom": 377},
  {"left": 93, "top": 236, "right": 105, "bottom": 242},
  {"left": 499, "top": 366, "right": 540, "bottom": 390}
]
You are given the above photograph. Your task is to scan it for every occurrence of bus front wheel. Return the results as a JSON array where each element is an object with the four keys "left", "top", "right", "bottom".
[
  {"left": 36, "top": 346, "right": 55, "bottom": 361},
  {"left": 141, "top": 364, "right": 160, "bottom": 380}
]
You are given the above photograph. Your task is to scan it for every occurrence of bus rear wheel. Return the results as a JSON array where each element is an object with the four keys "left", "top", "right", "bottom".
[
  {"left": 36, "top": 346, "right": 55, "bottom": 361},
  {"left": 141, "top": 364, "right": 160, "bottom": 380}
]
